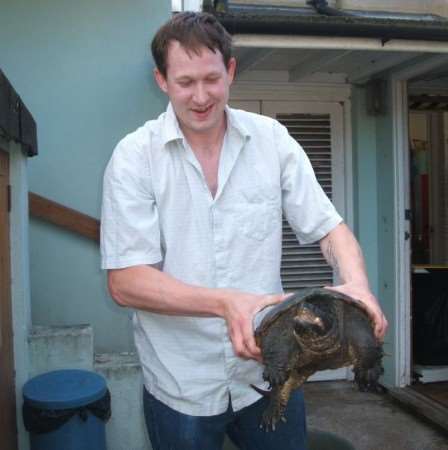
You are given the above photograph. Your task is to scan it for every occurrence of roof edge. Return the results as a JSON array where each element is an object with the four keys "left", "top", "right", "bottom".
[
  {"left": 0, "top": 69, "right": 38, "bottom": 157},
  {"left": 208, "top": 4, "right": 448, "bottom": 42}
]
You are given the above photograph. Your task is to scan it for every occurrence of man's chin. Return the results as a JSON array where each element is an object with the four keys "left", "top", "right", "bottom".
[{"left": 184, "top": 120, "right": 218, "bottom": 134}]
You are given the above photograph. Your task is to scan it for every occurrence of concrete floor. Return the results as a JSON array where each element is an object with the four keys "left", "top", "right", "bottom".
[{"left": 304, "top": 381, "right": 448, "bottom": 450}]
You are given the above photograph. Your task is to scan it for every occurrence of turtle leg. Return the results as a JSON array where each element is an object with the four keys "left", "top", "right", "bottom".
[
  {"left": 344, "top": 308, "right": 384, "bottom": 392},
  {"left": 260, "top": 374, "right": 309, "bottom": 432},
  {"left": 259, "top": 319, "right": 299, "bottom": 388},
  {"left": 350, "top": 343, "right": 384, "bottom": 392}
]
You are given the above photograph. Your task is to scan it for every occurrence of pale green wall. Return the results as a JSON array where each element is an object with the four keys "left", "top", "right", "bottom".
[
  {"left": 351, "top": 86, "right": 379, "bottom": 296},
  {"left": 0, "top": 0, "right": 170, "bottom": 352},
  {"left": 351, "top": 84, "right": 396, "bottom": 386},
  {"left": 374, "top": 80, "right": 396, "bottom": 386}
]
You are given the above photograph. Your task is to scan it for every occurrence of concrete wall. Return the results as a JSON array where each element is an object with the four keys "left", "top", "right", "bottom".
[{"left": 0, "top": 0, "right": 170, "bottom": 353}]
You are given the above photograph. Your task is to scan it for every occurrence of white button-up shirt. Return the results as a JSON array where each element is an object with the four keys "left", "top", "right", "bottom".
[{"left": 101, "top": 103, "right": 342, "bottom": 416}]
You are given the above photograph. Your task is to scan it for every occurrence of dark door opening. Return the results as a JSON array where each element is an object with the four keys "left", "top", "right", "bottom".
[{"left": 407, "top": 100, "right": 448, "bottom": 408}]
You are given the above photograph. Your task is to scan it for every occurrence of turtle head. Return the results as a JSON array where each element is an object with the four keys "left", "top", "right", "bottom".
[{"left": 293, "top": 302, "right": 333, "bottom": 338}]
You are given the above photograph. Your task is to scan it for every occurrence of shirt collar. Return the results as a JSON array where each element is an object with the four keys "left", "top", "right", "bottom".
[
  {"left": 161, "top": 103, "right": 184, "bottom": 147},
  {"left": 161, "top": 103, "right": 251, "bottom": 148},
  {"left": 225, "top": 105, "right": 251, "bottom": 142}
]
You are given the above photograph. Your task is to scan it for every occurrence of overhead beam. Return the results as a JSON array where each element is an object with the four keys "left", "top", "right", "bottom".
[
  {"left": 289, "top": 50, "right": 352, "bottom": 82},
  {"left": 389, "top": 54, "right": 448, "bottom": 81},
  {"left": 349, "top": 53, "right": 421, "bottom": 83},
  {"left": 410, "top": 95, "right": 448, "bottom": 104},
  {"left": 236, "top": 48, "right": 275, "bottom": 75},
  {"left": 234, "top": 34, "right": 448, "bottom": 53}
]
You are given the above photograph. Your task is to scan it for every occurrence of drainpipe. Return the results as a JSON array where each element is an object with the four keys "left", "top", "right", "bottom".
[
  {"left": 203, "top": 0, "right": 228, "bottom": 13},
  {"left": 307, "top": 0, "right": 360, "bottom": 17}
]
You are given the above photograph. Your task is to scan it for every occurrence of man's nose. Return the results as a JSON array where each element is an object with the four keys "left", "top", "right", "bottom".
[{"left": 192, "top": 83, "right": 208, "bottom": 104}]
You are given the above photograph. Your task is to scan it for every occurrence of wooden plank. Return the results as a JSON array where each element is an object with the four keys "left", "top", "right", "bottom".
[
  {"left": 411, "top": 382, "right": 448, "bottom": 408},
  {"left": 29, "top": 192, "right": 100, "bottom": 243},
  {"left": 388, "top": 386, "right": 448, "bottom": 432},
  {"left": 0, "top": 149, "right": 18, "bottom": 450}
]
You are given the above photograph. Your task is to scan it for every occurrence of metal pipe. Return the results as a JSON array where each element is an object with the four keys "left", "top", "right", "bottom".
[
  {"left": 215, "top": 8, "right": 448, "bottom": 42},
  {"left": 233, "top": 34, "right": 448, "bottom": 54},
  {"left": 211, "top": 5, "right": 448, "bottom": 42}
]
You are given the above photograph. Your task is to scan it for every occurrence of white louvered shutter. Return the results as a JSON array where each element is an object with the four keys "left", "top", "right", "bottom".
[
  {"left": 276, "top": 113, "right": 334, "bottom": 291},
  {"left": 231, "top": 100, "right": 346, "bottom": 294},
  {"left": 235, "top": 99, "right": 348, "bottom": 382}
]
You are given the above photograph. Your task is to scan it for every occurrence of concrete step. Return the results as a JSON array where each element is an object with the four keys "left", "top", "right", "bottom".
[
  {"left": 28, "top": 326, "right": 149, "bottom": 450},
  {"left": 28, "top": 324, "right": 94, "bottom": 377},
  {"left": 95, "top": 352, "right": 150, "bottom": 450}
]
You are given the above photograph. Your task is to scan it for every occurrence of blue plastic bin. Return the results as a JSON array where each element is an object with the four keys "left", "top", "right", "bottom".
[{"left": 23, "top": 369, "right": 110, "bottom": 450}]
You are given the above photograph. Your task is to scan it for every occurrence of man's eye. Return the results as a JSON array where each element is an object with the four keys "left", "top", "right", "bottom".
[{"left": 178, "top": 80, "right": 192, "bottom": 87}]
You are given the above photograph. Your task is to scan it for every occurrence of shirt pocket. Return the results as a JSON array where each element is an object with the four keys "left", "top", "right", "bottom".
[{"left": 239, "top": 184, "right": 281, "bottom": 241}]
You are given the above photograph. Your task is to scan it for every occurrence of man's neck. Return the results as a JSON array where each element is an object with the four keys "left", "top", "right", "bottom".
[{"left": 181, "top": 116, "right": 227, "bottom": 157}]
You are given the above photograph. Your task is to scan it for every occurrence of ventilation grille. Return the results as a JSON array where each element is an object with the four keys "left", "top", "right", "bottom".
[{"left": 277, "top": 113, "right": 334, "bottom": 291}]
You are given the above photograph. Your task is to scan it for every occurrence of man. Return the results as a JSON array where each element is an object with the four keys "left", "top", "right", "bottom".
[{"left": 101, "top": 11, "right": 387, "bottom": 450}]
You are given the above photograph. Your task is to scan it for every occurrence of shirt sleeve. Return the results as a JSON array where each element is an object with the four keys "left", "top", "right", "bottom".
[
  {"left": 274, "top": 121, "right": 343, "bottom": 245},
  {"left": 100, "top": 134, "right": 162, "bottom": 269}
]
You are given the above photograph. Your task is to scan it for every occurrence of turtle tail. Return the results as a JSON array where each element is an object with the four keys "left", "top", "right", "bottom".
[{"left": 250, "top": 384, "right": 271, "bottom": 397}]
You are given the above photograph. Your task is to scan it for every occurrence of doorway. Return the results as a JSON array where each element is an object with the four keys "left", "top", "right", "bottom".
[
  {"left": 0, "top": 149, "right": 18, "bottom": 450},
  {"left": 407, "top": 103, "right": 448, "bottom": 408}
]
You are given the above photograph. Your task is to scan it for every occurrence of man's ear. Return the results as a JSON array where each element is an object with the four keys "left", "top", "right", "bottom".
[
  {"left": 154, "top": 68, "right": 168, "bottom": 93},
  {"left": 227, "top": 57, "right": 236, "bottom": 84}
]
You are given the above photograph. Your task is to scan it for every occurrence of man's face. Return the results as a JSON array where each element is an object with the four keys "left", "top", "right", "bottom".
[{"left": 154, "top": 40, "right": 236, "bottom": 137}]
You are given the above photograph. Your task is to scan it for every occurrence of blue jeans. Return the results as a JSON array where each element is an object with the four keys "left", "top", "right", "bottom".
[{"left": 143, "top": 388, "right": 307, "bottom": 450}]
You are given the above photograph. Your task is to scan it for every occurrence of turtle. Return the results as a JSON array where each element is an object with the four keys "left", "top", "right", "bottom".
[{"left": 253, "top": 287, "right": 384, "bottom": 431}]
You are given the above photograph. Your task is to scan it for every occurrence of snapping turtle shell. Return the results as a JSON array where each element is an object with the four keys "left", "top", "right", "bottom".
[{"left": 254, "top": 288, "right": 384, "bottom": 431}]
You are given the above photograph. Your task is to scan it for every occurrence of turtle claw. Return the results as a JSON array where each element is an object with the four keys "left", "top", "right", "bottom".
[{"left": 259, "top": 404, "right": 286, "bottom": 432}]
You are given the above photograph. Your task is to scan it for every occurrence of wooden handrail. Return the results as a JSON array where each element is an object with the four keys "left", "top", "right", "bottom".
[{"left": 29, "top": 192, "right": 100, "bottom": 243}]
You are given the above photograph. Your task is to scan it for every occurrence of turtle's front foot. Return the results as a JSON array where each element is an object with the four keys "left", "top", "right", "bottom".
[
  {"left": 259, "top": 399, "right": 287, "bottom": 432},
  {"left": 262, "top": 365, "right": 289, "bottom": 387}
]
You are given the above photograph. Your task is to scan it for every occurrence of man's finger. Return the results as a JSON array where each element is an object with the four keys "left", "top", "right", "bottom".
[
  {"left": 242, "top": 320, "right": 261, "bottom": 358},
  {"left": 229, "top": 325, "right": 246, "bottom": 358}
]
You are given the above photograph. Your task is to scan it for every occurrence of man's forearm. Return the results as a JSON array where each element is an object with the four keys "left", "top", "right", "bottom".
[
  {"left": 107, "top": 264, "right": 287, "bottom": 359},
  {"left": 108, "top": 265, "right": 228, "bottom": 317},
  {"left": 319, "top": 222, "right": 369, "bottom": 287}
]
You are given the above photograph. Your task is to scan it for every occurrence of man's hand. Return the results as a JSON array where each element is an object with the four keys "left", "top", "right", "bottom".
[
  {"left": 319, "top": 224, "right": 388, "bottom": 342},
  {"left": 325, "top": 283, "right": 388, "bottom": 341},
  {"left": 221, "top": 292, "right": 290, "bottom": 361}
]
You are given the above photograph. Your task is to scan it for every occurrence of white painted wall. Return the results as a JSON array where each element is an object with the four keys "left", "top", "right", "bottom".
[
  {"left": 339, "top": 0, "right": 448, "bottom": 17},
  {"left": 172, "top": 0, "right": 203, "bottom": 11}
]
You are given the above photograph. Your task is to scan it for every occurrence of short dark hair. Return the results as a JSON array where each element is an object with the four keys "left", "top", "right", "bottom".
[{"left": 151, "top": 12, "right": 233, "bottom": 78}]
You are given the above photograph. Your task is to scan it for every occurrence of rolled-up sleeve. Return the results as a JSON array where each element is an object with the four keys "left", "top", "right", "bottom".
[
  {"left": 100, "top": 135, "right": 162, "bottom": 269},
  {"left": 274, "top": 121, "right": 342, "bottom": 245}
]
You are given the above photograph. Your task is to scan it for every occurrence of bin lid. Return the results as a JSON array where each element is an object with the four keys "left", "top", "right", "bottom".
[{"left": 23, "top": 369, "right": 107, "bottom": 410}]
